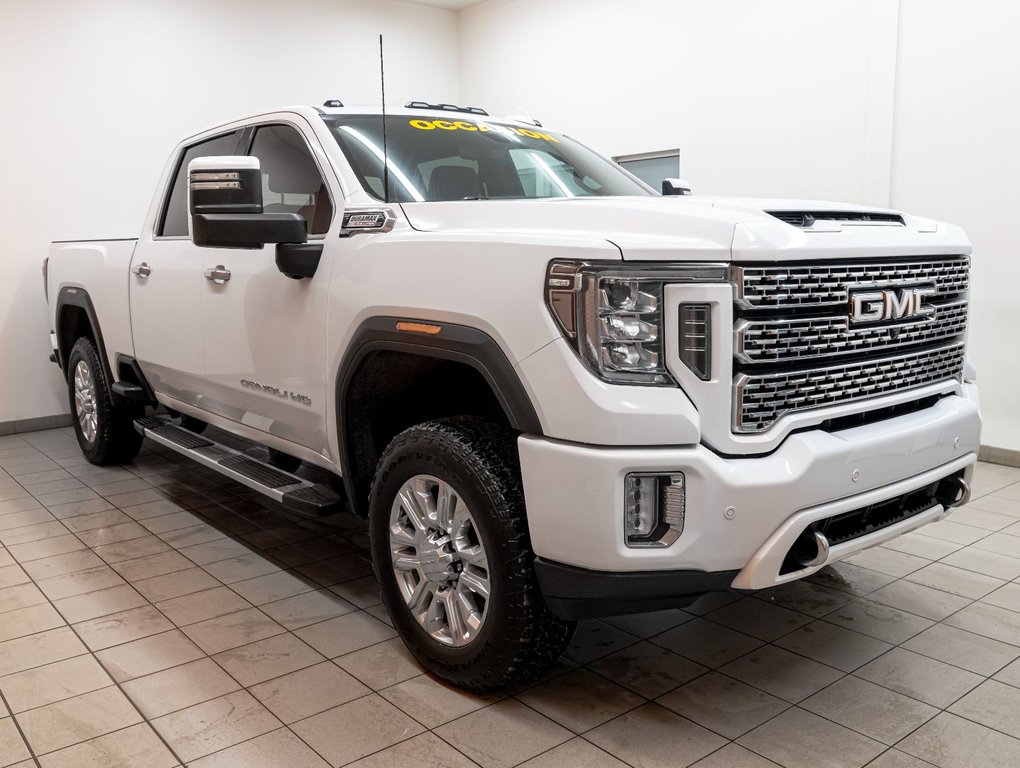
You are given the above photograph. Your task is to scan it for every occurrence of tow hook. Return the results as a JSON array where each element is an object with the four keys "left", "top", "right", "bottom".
[
  {"left": 798, "top": 529, "right": 830, "bottom": 569},
  {"left": 937, "top": 476, "right": 971, "bottom": 510}
]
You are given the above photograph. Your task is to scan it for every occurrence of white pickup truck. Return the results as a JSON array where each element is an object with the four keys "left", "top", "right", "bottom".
[{"left": 44, "top": 101, "right": 980, "bottom": 690}]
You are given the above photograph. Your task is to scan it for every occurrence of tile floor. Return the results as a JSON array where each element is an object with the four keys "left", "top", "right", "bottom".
[{"left": 1, "top": 427, "right": 1020, "bottom": 768}]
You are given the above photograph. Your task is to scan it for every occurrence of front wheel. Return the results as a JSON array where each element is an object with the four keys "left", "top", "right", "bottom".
[
  {"left": 67, "top": 337, "right": 143, "bottom": 465},
  {"left": 369, "top": 417, "right": 574, "bottom": 692}
]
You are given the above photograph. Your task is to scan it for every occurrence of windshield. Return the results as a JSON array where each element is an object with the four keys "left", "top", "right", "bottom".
[{"left": 326, "top": 115, "right": 653, "bottom": 203}]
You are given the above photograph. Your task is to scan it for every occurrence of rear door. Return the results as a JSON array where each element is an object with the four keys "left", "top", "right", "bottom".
[
  {"left": 199, "top": 122, "right": 337, "bottom": 457},
  {"left": 130, "top": 129, "right": 243, "bottom": 407}
]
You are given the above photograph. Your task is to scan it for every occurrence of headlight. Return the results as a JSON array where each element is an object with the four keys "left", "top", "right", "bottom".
[{"left": 545, "top": 260, "right": 726, "bottom": 385}]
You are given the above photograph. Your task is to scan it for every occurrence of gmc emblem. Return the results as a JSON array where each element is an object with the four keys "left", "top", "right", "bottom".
[{"left": 849, "top": 286, "right": 936, "bottom": 324}]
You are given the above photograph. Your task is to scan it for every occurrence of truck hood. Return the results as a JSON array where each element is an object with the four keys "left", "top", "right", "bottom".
[{"left": 399, "top": 196, "right": 970, "bottom": 262}]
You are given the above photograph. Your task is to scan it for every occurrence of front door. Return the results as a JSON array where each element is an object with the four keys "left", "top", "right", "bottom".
[
  {"left": 131, "top": 129, "right": 243, "bottom": 408},
  {"left": 199, "top": 122, "right": 337, "bottom": 458}
]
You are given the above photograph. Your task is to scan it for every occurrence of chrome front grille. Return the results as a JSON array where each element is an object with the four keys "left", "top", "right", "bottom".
[
  {"left": 732, "top": 255, "right": 969, "bottom": 433},
  {"left": 734, "top": 256, "right": 970, "bottom": 309},
  {"left": 736, "top": 299, "right": 969, "bottom": 364}
]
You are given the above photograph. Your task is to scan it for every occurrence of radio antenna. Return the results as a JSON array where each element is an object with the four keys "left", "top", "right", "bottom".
[{"left": 379, "top": 34, "right": 390, "bottom": 204}]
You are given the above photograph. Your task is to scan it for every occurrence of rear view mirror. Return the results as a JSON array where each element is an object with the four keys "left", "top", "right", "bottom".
[
  {"left": 662, "top": 178, "right": 692, "bottom": 196},
  {"left": 188, "top": 156, "right": 307, "bottom": 248}
]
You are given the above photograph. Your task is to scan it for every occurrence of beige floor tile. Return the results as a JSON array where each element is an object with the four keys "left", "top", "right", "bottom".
[
  {"left": 602, "top": 609, "right": 692, "bottom": 638},
  {"left": 74, "top": 605, "right": 173, "bottom": 651},
  {"left": 972, "top": 531, "right": 1020, "bottom": 558},
  {"left": 707, "top": 597, "right": 812, "bottom": 642},
  {"left": 181, "top": 607, "right": 285, "bottom": 655},
  {"left": 45, "top": 498, "right": 113, "bottom": 521},
  {"left": 774, "top": 620, "right": 893, "bottom": 672},
  {"left": 948, "top": 679, "right": 1020, "bottom": 739},
  {"left": 0, "top": 654, "right": 112, "bottom": 713},
  {"left": 904, "top": 562, "right": 1006, "bottom": 599},
  {"left": 260, "top": 588, "right": 356, "bottom": 630},
  {"left": 898, "top": 711, "right": 1020, "bottom": 768},
  {"left": 586, "top": 641, "right": 707, "bottom": 699},
  {"left": 948, "top": 506, "right": 1018, "bottom": 531},
  {"left": 120, "top": 498, "right": 190, "bottom": 521},
  {"left": 113, "top": 551, "right": 194, "bottom": 582},
  {"left": 0, "top": 627, "right": 85, "bottom": 677},
  {"left": 822, "top": 598, "right": 934, "bottom": 645},
  {"left": 0, "top": 565, "right": 30, "bottom": 590},
  {"left": 294, "top": 553, "right": 374, "bottom": 587},
  {"left": 801, "top": 675, "right": 937, "bottom": 745},
  {"left": 132, "top": 567, "right": 220, "bottom": 603},
  {"left": 347, "top": 731, "right": 479, "bottom": 768},
  {"left": 738, "top": 707, "right": 883, "bottom": 768},
  {"left": 563, "top": 620, "right": 639, "bottom": 665},
  {"left": 845, "top": 547, "right": 930, "bottom": 577},
  {"left": 586, "top": 702, "right": 726, "bottom": 768},
  {"left": 17, "top": 686, "right": 142, "bottom": 755},
  {"left": 7, "top": 534, "right": 85, "bottom": 563},
  {"left": 0, "top": 521, "right": 67, "bottom": 548},
  {"left": 294, "top": 610, "right": 396, "bottom": 658},
  {"left": 943, "top": 601, "right": 1020, "bottom": 645},
  {"left": 36, "top": 565, "right": 126, "bottom": 601},
  {"left": 941, "top": 546, "right": 1020, "bottom": 581},
  {"left": 94, "top": 629, "right": 205, "bottom": 683},
  {"left": 720, "top": 645, "right": 844, "bottom": 703},
  {"left": 151, "top": 690, "right": 280, "bottom": 764},
  {"left": 156, "top": 586, "right": 251, "bottom": 626},
  {"left": 856, "top": 648, "right": 983, "bottom": 708},
  {"left": 866, "top": 579, "right": 973, "bottom": 621},
  {"left": 0, "top": 602, "right": 64, "bottom": 643},
  {"left": 336, "top": 636, "right": 425, "bottom": 690},
  {"left": 188, "top": 727, "right": 329, "bottom": 768},
  {"left": 651, "top": 617, "right": 763, "bottom": 668},
  {"left": 970, "top": 493, "right": 1020, "bottom": 516},
  {"left": 689, "top": 743, "right": 782, "bottom": 767},
  {"left": 379, "top": 673, "right": 496, "bottom": 729},
  {"left": 213, "top": 632, "right": 324, "bottom": 687},
  {"left": 122, "top": 657, "right": 240, "bottom": 718},
  {"left": 328, "top": 575, "right": 382, "bottom": 609},
  {"left": 919, "top": 519, "right": 989, "bottom": 546},
  {"left": 139, "top": 510, "right": 204, "bottom": 535},
  {"left": 250, "top": 660, "right": 368, "bottom": 723},
  {"left": 657, "top": 671, "right": 789, "bottom": 740},
  {"left": 202, "top": 552, "right": 281, "bottom": 584},
  {"left": 757, "top": 579, "right": 855, "bottom": 617},
  {"left": 434, "top": 698, "right": 568, "bottom": 768},
  {"left": 93, "top": 535, "right": 172, "bottom": 565},
  {"left": 178, "top": 538, "right": 254, "bottom": 567},
  {"left": 292, "top": 693, "right": 425, "bottom": 767},
  {"left": 0, "top": 583, "right": 48, "bottom": 614},
  {"left": 863, "top": 750, "right": 934, "bottom": 768},
  {"left": 517, "top": 669, "right": 644, "bottom": 733},
  {"left": 983, "top": 581, "right": 1020, "bottom": 612},
  {"left": 157, "top": 523, "right": 227, "bottom": 549},
  {"left": 515, "top": 737, "right": 627, "bottom": 768},
  {"left": 0, "top": 508, "right": 54, "bottom": 533},
  {"left": 229, "top": 569, "right": 317, "bottom": 606},
  {"left": 901, "top": 623, "right": 1020, "bottom": 675},
  {"left": 0, "top": 718, "right": 31, "bottom": 767},
  {"left": 35, "top": 722, "right": 177, "bottom": 768},
  {"left": 51, "top": 583, "right": 147, "bottom": 624},
  {"left": 61, "top": 509, "right": 130, "bottom": 534},
  {"left": 75, "top": 522, "right": 151, "bottom": 549}
]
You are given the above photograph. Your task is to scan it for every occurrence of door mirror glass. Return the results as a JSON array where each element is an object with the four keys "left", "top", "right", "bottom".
[{"left": 188, "top": 156, "right": 307, "bottom": 249}]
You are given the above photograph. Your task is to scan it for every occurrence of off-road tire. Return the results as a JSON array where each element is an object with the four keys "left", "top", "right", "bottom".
[
  {"left": 369, "top": 417, "right": 575, "bottom": 692},
  {"left": 67, "top": 337, "right": 143, "bottom": 465}
]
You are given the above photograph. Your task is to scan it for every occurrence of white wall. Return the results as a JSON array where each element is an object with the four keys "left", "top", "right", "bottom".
[
  {"left": 460, "top": 0, "right": 1019, "bottom": 453},
  {"left": 891, "top": 0, "right": 1020, "bottom": 451},
  {"left": 0, "top": 0, "right": 460, "bottom": 425}
]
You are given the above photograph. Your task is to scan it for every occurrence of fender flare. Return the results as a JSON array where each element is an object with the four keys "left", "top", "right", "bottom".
[
  {"left": 55, "top": 287, "right": 115, "bottom": 389},
  {"left": 335, "top": 316, "right": 543, "bottom": 511}
]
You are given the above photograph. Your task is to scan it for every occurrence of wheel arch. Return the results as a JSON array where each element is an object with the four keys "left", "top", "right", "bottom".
[
  {"left": 55, "top": 287, "right": 115, "bottom": 387},
  {"left": 335, "top": 317, "right": 543, "bottom": 516}
]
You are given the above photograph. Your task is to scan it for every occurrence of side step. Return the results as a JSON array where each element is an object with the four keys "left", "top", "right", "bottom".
[{"left": 134, "top": 416, "right": 342, "bottom": 517}]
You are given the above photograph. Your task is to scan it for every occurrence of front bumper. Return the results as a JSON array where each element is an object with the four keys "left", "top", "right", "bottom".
[{"left": 519, "top": 383, "right": 980, "bottom": 610}]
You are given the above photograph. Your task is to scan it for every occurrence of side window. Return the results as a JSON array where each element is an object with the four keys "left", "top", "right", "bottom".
[
  {"left": 159, "top": 131, "right": 241, "bottom": 237},
  {"left": 249, "top": 125, "right": 333, "bottom": 235}
]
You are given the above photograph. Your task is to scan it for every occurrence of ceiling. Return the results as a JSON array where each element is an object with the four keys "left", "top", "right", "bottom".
[{"left": 401, "top": 0, "right": 488, "bottom": 10}]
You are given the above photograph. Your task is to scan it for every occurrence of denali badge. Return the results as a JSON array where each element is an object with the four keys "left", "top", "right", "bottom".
[
  {"left": 849, "top": 286, "right": 935, "bottom": 324},
  {"left": 240, "top": 379, "right": 312, "bottom": 406}
]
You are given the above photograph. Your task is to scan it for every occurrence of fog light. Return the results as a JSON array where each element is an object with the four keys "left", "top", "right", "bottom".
[{"left": 624, "top": 473, "right": 685, "bottom": 547}]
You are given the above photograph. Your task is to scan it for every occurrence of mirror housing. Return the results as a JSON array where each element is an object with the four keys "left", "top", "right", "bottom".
[
  {"left": 662, "top": 178, "right": 692, "bottom": 196},
  {"left": 188, "top": 156, "right": 307, "bottom": 249}
]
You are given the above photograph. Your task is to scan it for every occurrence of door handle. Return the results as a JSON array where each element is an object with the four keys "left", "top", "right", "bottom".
[
  {"left": 204, "top": 265, "right": 231, "bottom": 284},
  {"left": 131, "top": 262, "right": 151, "bottom": 279}
]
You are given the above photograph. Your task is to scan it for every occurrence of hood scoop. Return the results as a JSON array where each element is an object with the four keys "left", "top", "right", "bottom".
[{"left": 767, "top": 210, "right": 905, "bottom": 228}]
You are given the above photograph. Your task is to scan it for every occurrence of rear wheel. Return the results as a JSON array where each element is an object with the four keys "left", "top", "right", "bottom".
[
  {"left": 369, "top": 417, "right": 574, "bottom": 692},
  {"left": 67, "top": 337, "right": 143, "bottom": 465}
]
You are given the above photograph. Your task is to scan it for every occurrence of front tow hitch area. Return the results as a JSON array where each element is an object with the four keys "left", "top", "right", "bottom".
[{"left": 782, "top": 470, "right": 970, "bottom": 574}]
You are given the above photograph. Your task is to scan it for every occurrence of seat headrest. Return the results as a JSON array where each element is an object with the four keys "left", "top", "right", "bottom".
[{"left": 427, "top": 165, "right": 480, "bottom": 201}]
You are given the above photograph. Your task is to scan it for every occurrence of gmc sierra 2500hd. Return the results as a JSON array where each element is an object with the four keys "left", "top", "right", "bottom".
[{"left": 44, "top": 101, "right": 980, "bottom": 691}]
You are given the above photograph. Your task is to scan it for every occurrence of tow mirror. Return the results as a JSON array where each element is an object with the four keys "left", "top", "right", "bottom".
[
  {"left": 662, "top": 178, "right": 692, "bottom": 196},
  {"left": 188, "top": 156, "right": 307, "bottom": 249}
]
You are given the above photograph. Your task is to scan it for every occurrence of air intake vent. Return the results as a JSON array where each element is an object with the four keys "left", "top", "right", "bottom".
[{"left": 768, "top": 211, "right": 905, "bottom": 227}]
